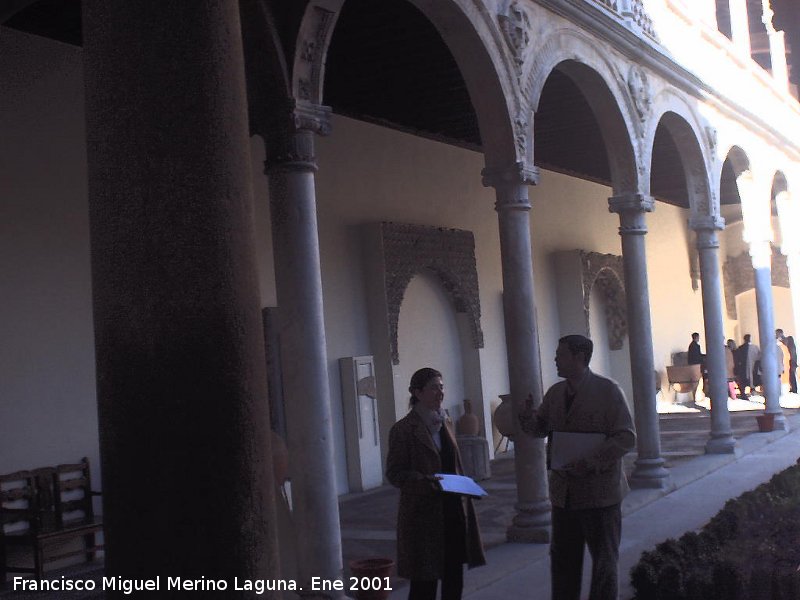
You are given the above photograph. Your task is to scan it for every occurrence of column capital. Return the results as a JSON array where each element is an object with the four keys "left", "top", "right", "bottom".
[
  {"left": 481, "top": 162, "right": 539, "bottom": 188},
  {"left": 749, "top": 240, "right": 773, "bottom": 269},
  {"left": 608, "top": 193, "right": 655, "bottom": 214},
  {"left": 263, "top": 101, "right": 331, "bottom": 174},
  {"left": 695, "top": 228, "right": 720, "bottom": 250},
  {"left": 688, "top": 214, "right": 725, "bottom": 232}
]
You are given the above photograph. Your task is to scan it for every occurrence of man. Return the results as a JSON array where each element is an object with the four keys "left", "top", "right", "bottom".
[
  {"left": 776, "top": 329, "right": 790, "bottom": 392},
  {"left": 736, "top": 334, "right": 760, "bottom": 396},
  {"left": 519, "top": 335, "right": 636, "bottom": 600},
  {"left": 687, "top": 332, "right": 704, "bottom": 366}
]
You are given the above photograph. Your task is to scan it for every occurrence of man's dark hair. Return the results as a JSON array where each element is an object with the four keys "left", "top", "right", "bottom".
[
  {"left": 559, "top": 334, "right": 593, "bottom": 366},
  {"left": 744, "top": 334, "right": 751, "bottom": 343},
  {"left": 691, "top": 332, "right": 700, "bottom": 339}
]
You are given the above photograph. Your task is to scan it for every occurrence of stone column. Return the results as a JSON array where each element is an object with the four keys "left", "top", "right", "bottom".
[
  {"left": 750, "top": 240, "right": 787, "bottom": 429},
  {"left": 608, "top": 194, "right": 669, "bottom": 488},
  {"left": 83, "top": 0, "right": 279, "bottom": 590},
  {"left": 729, "top": 0, "right": 752, "bottom": 56},
  {"left": 785, "top": 253, "right": 800, "bottom": 335},
  {"left": 690, "top": 217, "right": 736, "bottom": 453},
  {"left": 763, "top": 1, "right": 790, "bottom": 91},
  {"left": 264, "top": 103, "right": 346, "bottom": 597},
  {"left": 482, "top": 164, "right": 551, "bottom": 543}
]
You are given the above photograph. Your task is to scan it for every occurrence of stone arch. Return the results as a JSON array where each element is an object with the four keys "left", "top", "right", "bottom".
[
  {"left": 379, "top": 222, "right": 484, "bottom": 365},
  {"left": 772, "top": 170, "right": 793, "bottom": 252},
  {"left": 582, "top": 253, "right": 628, "bottom": 350},
  {"left": 297, "top": 0, "right": 523, "bottom": 169},
  {"left": 240, "top": 0, "right": 294, "bottom": 137},
  {"left": 526, "top": 28, "right": 639, "bottom": 194},
  {"left": 648, "top": 103, "right": 714, "bottom": 217}
]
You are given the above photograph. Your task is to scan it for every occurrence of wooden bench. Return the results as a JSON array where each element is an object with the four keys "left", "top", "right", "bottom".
[{"left": 1, "top": 458, "right": 103, "bottom": 582}]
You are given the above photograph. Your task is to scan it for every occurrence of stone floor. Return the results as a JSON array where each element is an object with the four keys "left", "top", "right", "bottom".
[{"left": 1, "top": 404, "right": 794, "bottom": 599}]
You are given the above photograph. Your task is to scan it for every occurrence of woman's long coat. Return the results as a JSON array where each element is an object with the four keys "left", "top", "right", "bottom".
[{"left": 385, "top": 410, "right": 486, "bottom": 580}]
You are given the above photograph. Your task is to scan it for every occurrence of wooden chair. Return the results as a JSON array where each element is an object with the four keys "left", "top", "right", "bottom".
[{"left": 1, "top": 458, "right": 102, "bottom": 581}]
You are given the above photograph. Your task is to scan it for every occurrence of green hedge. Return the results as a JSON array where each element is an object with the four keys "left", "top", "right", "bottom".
[{"left": 630, "top": 463, "right": 800, "bottom": 600}]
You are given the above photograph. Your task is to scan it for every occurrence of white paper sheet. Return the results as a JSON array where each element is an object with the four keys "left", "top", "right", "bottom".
[
  {"left": 434, "top": 473, "right": 488, "bottom": 497},
  {"left": 550, "top": 431, "right": 606, "bottom": 471}
]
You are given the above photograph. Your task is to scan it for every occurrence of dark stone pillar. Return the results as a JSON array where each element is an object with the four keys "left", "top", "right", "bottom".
[
  {"left": 83, "top": 2, "right": 278, "bottom": 595},
  {"left": 264, "top": 103, "right": 346, "bottom": 598},
  {"left": 482, "top": 164, "right": 551, "bottom": 543},
  {"left": 608, "top": 194, "right": 669, "bottom": 489}
]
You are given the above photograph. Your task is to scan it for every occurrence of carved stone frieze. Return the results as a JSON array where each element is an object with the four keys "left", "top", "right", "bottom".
[
  {"left": 722, "top": 249, "right": 790, "bottom": 319},
  {"left": 378, "top": 222, "right": 484, "bottom": 365},
  {"left": 580, "top": 251, "right": 627, "bottom": 350}
]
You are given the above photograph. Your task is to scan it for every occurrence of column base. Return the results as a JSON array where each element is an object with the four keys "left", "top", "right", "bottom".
[
  {"left": 769, "top": 411, "right": 790, "bottom": 431},
  {"left": 705, "top": 432, "right": 736, "bottom": 454},
  {"left": 629, "top": 457, "right": 670, "bottom": 489},
  {"left": 506, "top": 500, "right": 551, "bottom": 543}
]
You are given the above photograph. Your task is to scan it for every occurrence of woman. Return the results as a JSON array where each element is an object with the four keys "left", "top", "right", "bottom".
[{"left": 385, "top": 368, "right": 485, "bottom": 600}]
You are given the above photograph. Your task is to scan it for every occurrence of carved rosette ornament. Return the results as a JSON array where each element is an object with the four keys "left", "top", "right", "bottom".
[
  {"left": 627, "top": 65, "right": 652, "bottom": 123},
  {"left": 498, "top": 1, "right": 531, "bottom": 83}
]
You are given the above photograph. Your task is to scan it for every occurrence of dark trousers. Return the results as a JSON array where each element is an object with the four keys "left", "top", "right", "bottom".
[
  {"left": 551, "top": 503, "right": 621, "bottom": 600},
  {"left": 407, "top": 555, "right": 463, "bottom": 600}
]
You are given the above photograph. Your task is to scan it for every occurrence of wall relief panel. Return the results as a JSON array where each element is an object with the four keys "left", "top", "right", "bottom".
[{"left": 378, "top": 222, "right": 484, "bottom": 365}]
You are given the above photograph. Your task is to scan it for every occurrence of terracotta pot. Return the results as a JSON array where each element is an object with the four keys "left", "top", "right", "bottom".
[
  {"left": 493, "top": 394, "right": 514, "bottom": 438},
  {"left": 348, "top": 558, "right": 394, "bottom": 600},
  {"left": 456, "top": 399, "right": 480, "bottom": 436},
  {"left": 755, "top": 413, "right": 775, "bottom": 433}
]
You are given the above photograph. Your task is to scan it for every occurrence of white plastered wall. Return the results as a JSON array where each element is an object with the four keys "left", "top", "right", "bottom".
[
  {"left": 3, "top": 28, "right": 717, "bottom": 496},
  {"left": 0, "top": 27, "right": 99, "bottom": 481}
]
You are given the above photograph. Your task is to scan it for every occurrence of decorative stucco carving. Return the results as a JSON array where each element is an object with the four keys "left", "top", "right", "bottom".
[
  {"left": 722, "top": 249, "right": 790, "bottom": 319},
  {"left": 628, "top": 0, "right": 658, "bottom": 40},
  {"left": 581, "top": 251, "right": 627, "bottom": 350},
  {"left": 294, "top": 5, "right": 336, "bottom": 104},
  {"left": 379, "top": 222, "right": 484, "bottom": 365},
  {"left": 705, "top": 126, "right": 718, "bottom": 156},
  {"left": 498, "top": 1, "right": 531, "bottom": 81},
  {"left": 627, "top": 65, "right": 652, "bottom": 123},
  {"left": 514, "top": 110, "right": 530, "bottom": 159}
]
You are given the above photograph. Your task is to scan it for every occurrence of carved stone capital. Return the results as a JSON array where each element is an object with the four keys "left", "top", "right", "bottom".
[
  {"left": 689, "top": 215, "right": 725, "bottom": 232},
  {"left": 695, "top": 228, "right": 720, "bottom": 251},
  {"left": 481, "top": 162, "right": 539, "bottom": 188},
  {"left": 291, "top": 101, "right": 333, "bottom": 136},
  {"left": 263, "top": 102, "right": 332, "bottom": 173},
  {"left": 608, "top": 193, "right": 655, "bottom": 214}
]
